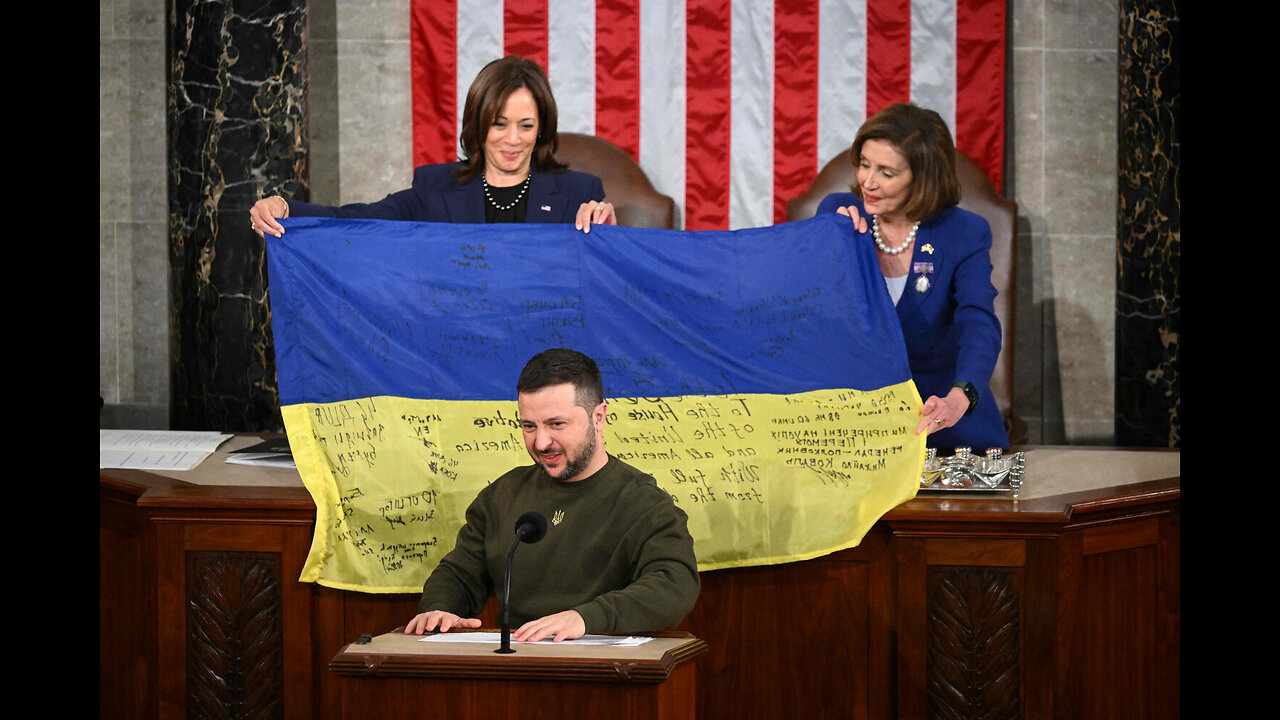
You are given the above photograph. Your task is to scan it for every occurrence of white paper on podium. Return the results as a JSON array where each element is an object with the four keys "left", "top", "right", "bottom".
[
  {"left": 100, "top": 429, "right": 233, "bottom": 471},
  {"left": 417, "top": 632, "right": 652, "bottom": 647}
]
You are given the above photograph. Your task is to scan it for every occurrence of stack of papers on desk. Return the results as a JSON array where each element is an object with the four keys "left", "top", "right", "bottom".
[
  {"left": 99, "top": 429, "right": 232, "bottom": 471},
  {"left": 418, "top": 632, "right": 652, "bottom": 646},
  {"left": 225, "top": 437, "right": 296, "bottom": 469}
]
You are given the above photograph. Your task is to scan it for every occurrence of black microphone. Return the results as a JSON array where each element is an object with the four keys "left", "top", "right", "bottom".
[
  {"left": 496, "top": 511, "right": 548, "bottom": 654},
  {"left": 514, "top": 511, "right": 548, "bottom": 544}
]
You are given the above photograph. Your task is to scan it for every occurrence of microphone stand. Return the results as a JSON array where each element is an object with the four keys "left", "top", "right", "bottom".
[
  {"left": 495, "top": 535, "right": 523, "bottom": 654},
  {"left": 495, "top": 512, "right": 546, "bottom": 654}
]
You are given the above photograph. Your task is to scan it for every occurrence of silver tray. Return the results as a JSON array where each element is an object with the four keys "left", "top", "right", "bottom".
[
  {"left": 917, "top": 480, "right": 1014, "bottom": 493},
  {"left": 917, "top": 450, "right": 1025, "bottom": 495}
]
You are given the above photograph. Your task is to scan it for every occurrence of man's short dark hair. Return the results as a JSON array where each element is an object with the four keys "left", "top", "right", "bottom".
[{"left": 517, "top": 348, "right": 605, "bottom": 414}]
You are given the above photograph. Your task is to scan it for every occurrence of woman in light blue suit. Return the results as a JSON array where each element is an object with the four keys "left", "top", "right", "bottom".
[
  {"left": 818, "top": 103, "right": 1008, "bottom": 451},
  {"left": 250, "top": 56, "right": 616, "bottom": 237}
]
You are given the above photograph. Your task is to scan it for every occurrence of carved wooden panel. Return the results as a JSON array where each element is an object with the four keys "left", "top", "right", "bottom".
[
  {"left": 186, "top": 551, "right": 284, "bottom": 719},
  {"left": 926, "top": 567, "right": 1020, "bottom": 720},
  {"left": 682, "top": 542, "right": 881, "bottom": 719},
  {"left": 102, "top": 461, "right": 1178, "bottom": 720}
]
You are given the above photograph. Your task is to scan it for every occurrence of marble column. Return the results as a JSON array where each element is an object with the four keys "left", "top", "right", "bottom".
[
  {"left": 168, "top": 0, "right": 309, "bottom": 431},
  {"left": 1116, "top": 0, "right": 1179, "bottom": 447}
]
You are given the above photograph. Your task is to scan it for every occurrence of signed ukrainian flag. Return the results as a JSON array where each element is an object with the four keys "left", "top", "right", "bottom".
[{"left": 268, "top": 214, "right": 924, "bottom": 593}]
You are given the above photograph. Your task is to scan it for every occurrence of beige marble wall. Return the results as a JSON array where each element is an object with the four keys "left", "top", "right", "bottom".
[
  {"left": 100, "top": 0, "right": 168, "bottom": 429},
  {"left": 101, "top": 0, "right": 1125, "bottom": 443},
  {"left": 1010, "top": 0, "right": 1118, "bottom": 444},
  {"left": 308, "top": 0, "right": 414, "bottom": 206}
]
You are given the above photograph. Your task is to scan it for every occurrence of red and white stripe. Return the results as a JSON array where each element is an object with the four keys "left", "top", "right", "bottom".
[{"left": 411, "top": 0, "right": 1005, "bottom": 230}]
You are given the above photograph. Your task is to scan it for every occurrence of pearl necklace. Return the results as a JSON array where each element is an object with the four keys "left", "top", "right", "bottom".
[
  {"left": 872, "top": 215, "right": 920, "bottom": 255},
  {"left": 483, "top": 172, "right": 532, "bottom": 210}
]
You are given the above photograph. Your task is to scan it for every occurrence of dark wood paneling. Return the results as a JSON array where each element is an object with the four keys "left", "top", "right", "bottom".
[
  {"left": 925, "top": 567, "right": 1021, "bottom": 720},
  {"left": 338, "top": 669, "right": 696, "bottom": 720},
  {"left": 327, "top": 632, "right": 704, "bottom": 719},
  {"left": 897, "top": 537, "right": 1029, "bottom": 720},
  {"left": 1054, "top": 513, "right": 1177, "bottom": 720},
  {"left": 1156, "top": 514, "right": 1180, "bottom": 719},
  {"left": 1021, "top": 539, "right": 1058, "bottom": 720},
  {"left": 682, "top": 537, "right": 880, "bottom": 719},
  {"left": 101, "top": 465, "right": 1179, "bottom": 720},
  {"left": 1077, "top": 542, "right": 1160, "bottom": 719},
  {"left": 185, "top": 552, "right": 284, "bottom": 719},
  {"left": 101, "top": 490, "right": 157, "bottom": 720}
]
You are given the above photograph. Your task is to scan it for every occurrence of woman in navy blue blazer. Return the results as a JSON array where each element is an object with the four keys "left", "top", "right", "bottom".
[
  {"left": 249, "top": 57, "right": 616, "bottom": 237},
  {"left": 817, "top": 103, "right": 1008, "bottom": 451}
]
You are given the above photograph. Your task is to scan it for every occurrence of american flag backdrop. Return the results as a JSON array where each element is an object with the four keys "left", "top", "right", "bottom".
[{"left": 410, "top": 0, "right": 1006, "bottom": 230}]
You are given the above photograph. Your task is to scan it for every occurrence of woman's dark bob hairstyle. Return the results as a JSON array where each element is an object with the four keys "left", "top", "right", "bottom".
[
  {"left": 453, "top": 56, "right": 568, "bottom": 184},
  {"left": 850, "top": 103, "right": 961, "bottom": 221}
]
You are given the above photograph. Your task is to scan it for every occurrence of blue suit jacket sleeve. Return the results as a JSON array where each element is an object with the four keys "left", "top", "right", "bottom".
[
  {"left": 924, "top": 209, "right": 1001, "bottom": 389},
  {"left": 818, "top": 192, "right": 1007, "bottom": 449},
  {"left": 285, "top": 163, "right": 605, "bottom": 224},
  {"left": 816, "top": 193, "right": 1000, "bottom": 383}
]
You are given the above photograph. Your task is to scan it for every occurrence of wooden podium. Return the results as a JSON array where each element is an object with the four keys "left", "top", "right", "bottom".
[
  {"left": 102, "top": 441, "right": 1179, "bottom": 719},
  {"left": 328, "top": 629, "right": 706, "bottom": 719}
]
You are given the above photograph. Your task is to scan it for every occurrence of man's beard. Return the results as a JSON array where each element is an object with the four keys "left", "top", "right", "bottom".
[{"left": 539, "top": 422, "right": 599, "bottom": 481}]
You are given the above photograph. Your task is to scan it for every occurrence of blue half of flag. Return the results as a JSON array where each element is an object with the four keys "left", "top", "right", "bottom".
[{"left": 266, "top": 214, "right": 911, "bottom": 405}]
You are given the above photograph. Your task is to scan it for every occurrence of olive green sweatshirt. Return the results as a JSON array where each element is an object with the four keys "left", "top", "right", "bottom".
[{"left": 418, "top": 455, "right": 700, "bottom": 633}]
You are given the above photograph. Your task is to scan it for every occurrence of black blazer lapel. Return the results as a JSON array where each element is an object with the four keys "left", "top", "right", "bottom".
[{"left": 526, "top": 172, "right": 565, "bottom": 223}]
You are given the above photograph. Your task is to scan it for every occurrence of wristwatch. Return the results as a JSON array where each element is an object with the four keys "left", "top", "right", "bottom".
[{"left": 950, "top": 382, "right": 978, "bottom": 415}]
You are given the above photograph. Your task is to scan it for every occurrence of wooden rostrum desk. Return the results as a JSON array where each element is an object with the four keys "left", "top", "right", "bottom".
[
  {"left": 329, "top": 629, "right": 705, "bottom": 719},
  {"left": 100, "top": 437, "right": 1179, "bottom": 719}
]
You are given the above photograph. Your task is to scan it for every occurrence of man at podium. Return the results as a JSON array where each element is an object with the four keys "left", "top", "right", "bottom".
[{"left": 404, "top": 348, "right": 700, "bottom": 642}]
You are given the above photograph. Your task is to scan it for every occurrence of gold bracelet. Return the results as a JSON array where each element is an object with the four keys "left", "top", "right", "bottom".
[{"left": 276, "top": 196, "right": 290, "bottom": 219}]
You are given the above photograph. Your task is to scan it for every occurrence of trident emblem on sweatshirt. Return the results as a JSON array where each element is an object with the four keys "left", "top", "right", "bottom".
[{"left": 552, "top": 509, "right": 565, "bottom": 526}]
